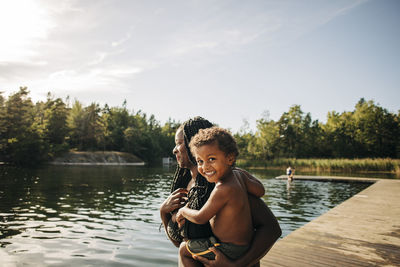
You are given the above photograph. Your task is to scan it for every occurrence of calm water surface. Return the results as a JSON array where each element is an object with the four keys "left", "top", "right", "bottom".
[{"left": 0, "top": 166, "right": 370, "bottom": 266}]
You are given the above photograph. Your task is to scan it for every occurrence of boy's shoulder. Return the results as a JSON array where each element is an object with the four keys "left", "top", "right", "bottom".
[
  {"left": 217, "top": 173, "right": 234, "bottom": 186},
  {"left": 216, "top": 172, "right": 243, "bottom": 193}
]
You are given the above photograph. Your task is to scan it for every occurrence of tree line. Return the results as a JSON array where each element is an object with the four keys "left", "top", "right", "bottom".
[
  {"left": 235, "top": 99, "right": 400, "bottom": 160},
  {"left": 0, "top": 87, "right": 179, "bottom": 165},
  {"left": 1, "top": 87, "right": 399, "bottom": 166}
]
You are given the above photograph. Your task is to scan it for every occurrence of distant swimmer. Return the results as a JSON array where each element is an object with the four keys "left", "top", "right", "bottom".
[{"left": 286, "top": 166, "right": 294, "bottom": 181}]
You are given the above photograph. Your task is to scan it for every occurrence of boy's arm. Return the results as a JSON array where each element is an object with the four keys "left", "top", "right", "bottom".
[
  {"left": 177, "top": 184, "right": 229, "bottom": 225},
  {"left": 234, "top": 168, "right": 265, "bottom": 197}
]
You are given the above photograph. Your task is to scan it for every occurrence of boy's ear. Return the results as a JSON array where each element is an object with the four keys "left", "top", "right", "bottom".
[{"left": 227, "top": 153, "right": 235, "bottom": 165}]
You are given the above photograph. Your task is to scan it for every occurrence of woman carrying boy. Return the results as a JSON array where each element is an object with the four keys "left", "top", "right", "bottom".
[
  {"left": 177, "top": 127, "right": 265, "bottom": 266},
  {"left": 160, "top": 117, "right": 281, "bottom": 267}
]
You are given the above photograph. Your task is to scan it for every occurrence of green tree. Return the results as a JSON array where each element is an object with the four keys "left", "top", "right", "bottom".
[
  {"left": 2, "top": 87, "right": 46, "bottom": 165},
  {"left": 305, "top": 119, "right": 326, "bottom": 157},
  {"left": 67, "top": 100, "right": 85, "bottom": 150},
  {"left": 323, "top": 111, "right": 359, "bottom": 158},
  {"left": 250, "top": 117, "right": 280, "bottom": 159},
  {"left": 102, "top": 105, "right": 130, "bottom": 151},
  {"left": 82, "top": 103, "right": 103, "bottom": 150},
  {"left": 277, "top": 105, "right": 307, "bottom": 157},
  {"left": 40, "top": 93, "right": 69, "bottom": 156},
  {"left": 68, "top": 101, "right": 104, "bottom": 151},
  {"left": 235, "top": 119, "right": 256, "bottom": 159},
  {"left": 352, "top": 99, "right": 399, "bottom": 157},
  {"left": 160, "top": 118, "right": 180, "bottom": 157},
  {"left": 123, "top": 112, "right": 153, "bottom": 162},
  {"left": 122, "top": 112, "right": 169, "bottom": 163}
]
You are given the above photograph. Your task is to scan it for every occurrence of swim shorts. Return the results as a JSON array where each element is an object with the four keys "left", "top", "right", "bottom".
[{"left": 186, "top": 236, "right": 249, "bottom": 260}]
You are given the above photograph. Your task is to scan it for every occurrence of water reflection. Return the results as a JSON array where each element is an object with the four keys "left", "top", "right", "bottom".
[
  {"left": 0, "top": 166, "right": 178, "bottom": 266},
  {"left": 0, "top": 166, "right": 370, "bottom": 266},
  {"left": 250, "top": 170, "right": 370, "bottom": 237}
]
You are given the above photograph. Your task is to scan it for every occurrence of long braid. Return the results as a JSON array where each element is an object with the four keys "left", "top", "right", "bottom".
[
  {"left": 187, "top": 174, "right": 214, "bottom": 210},
  {"left": 170, "top": 166, "right": 191, "bottom": 193}
]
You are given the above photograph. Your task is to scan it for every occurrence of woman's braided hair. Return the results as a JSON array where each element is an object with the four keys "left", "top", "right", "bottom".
[
  {"left": 168, "top": 116, "right": 215, "bottom": 241},
  {"left": 170, "top": 116, "right": 214, "bottom": 193}
]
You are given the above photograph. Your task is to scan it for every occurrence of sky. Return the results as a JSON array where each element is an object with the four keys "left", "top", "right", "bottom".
[{"left": 0, "top": 0, "right": 399, "bottom": 133}]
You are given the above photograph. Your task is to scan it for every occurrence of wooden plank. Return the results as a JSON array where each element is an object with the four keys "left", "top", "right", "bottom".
[{"left": 261, "top": 177, "right": 400, "bottom": 267}]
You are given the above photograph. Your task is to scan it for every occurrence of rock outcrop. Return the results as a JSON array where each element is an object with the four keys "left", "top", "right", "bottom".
[{"left": 50, "top": 151, "right": 145, "bottom": 165}]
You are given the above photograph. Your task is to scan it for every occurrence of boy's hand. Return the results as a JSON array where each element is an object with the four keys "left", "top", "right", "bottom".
[{"left": 176, "top": 208, "right": 186, "bottom": 228}]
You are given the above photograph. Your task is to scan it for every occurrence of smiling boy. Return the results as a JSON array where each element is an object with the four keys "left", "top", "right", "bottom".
[{"left": 176, "top": 127, "right": 265, "bottom": 266}]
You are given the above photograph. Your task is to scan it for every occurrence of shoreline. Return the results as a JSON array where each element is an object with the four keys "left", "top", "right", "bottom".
[
  {"left": 243, "top": 165, "right": 398, "bottom": 174},
  {"left": 48, "top": 162, "right": 146, "bottom": 166},
  {"left": 49, "top": 151, "right": 146, "bottom": 166},
  {"left": 275, "top": 174, "right": 381, "bottom": 183},
  {"left": 237, "top": 158, "right": 400, "bottom": 172}
]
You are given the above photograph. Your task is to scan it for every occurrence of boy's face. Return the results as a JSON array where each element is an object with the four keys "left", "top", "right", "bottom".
[{"left": 193, "top": 141, "right": 235, "bottom": 183}]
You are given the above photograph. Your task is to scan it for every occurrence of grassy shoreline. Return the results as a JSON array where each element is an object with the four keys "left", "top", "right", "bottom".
[{"left": 237, "top": 158, "right": 400, "bottom": 175}]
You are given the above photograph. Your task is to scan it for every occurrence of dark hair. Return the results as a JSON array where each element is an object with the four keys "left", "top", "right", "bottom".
[
  {"left": 182, "top": 116, "right": 214, "bottom": 165},
  {"left": 189, "top": 126, "right": 239, "bottom": 164}
]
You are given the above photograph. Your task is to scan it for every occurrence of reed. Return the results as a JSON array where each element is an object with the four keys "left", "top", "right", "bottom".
[{"left": 236, "top": 158, "right": 400, "bottom": 173}]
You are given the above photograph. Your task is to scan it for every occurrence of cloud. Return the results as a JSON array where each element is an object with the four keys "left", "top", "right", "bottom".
[
  {"left": 111, "top": 33, "right": 132, "bottom": 47},
  {"left": 278, "top": 0, "right": 369, "bottom": 42},
  {"left": 88, "top": 53, "right": 108, "bottom": 66},
  {"left": 45, "top": 65, "right": 142, "bottom": 92},
  {"left": 323, "top": 0, "right": 369, "bottom": 25},
  {"left": 1, "top": 0, "right": 386, "bottom": 133},
  {"left": 105, "top": 67, "right": 142, "bottom": 77}
]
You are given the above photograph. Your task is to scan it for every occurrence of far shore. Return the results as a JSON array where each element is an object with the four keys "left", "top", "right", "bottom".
[
  {"left": 50, "top": 151, "right": 145, "bottom": 166},
  {"left": 237, "top": 157, "right": 400, "bottom": 177},
  {"left": 49, "top": 162, "right": 145, "bottom": 166}
]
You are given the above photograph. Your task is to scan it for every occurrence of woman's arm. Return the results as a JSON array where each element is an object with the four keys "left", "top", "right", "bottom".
[
  {"left": 159, "top": 188, "right": 188, "bottom": 247},
  {"left": 194, "top": 195, "right": 281, "bottom": 267},
  {"left": 234, "top": 195, "right": 281, "bottom": 266}
]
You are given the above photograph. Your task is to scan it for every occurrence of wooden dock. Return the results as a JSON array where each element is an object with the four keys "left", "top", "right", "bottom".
[{"left": 261, "top": 176, "right": 400, "bottom": 266}]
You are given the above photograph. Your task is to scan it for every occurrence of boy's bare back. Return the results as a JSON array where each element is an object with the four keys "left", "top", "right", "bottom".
[{"left": 206, "top": 171, "right": 253, "bottom": 245}]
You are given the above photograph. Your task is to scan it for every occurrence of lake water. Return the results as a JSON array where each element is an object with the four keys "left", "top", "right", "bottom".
[{"left": 0, "top": 166, "right": 370, "bottom": 266}]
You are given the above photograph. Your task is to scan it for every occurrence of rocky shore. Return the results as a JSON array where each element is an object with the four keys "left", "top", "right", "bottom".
[{"left": 50, "top": 151, "right": 145, "bottom": 166}]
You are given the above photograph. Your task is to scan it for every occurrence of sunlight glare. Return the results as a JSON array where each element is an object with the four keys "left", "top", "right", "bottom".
[{"left": 0, "top": 0, "right": 54, "bottom": 62}]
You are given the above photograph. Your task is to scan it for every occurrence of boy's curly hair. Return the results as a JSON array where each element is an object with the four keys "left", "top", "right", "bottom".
[{"left": 189, "top": 126, "right": 239, "bottom": 165}]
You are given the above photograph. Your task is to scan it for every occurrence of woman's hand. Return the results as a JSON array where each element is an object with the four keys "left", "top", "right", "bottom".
[
  {"left": 159, "top": 188, "right": 188, "bottom": 248},
  {"left": 193, "top": 247, "right": 236, "bottom": 267},
  {"left": 160, "top": 188, "right": 188, "bottom": 216}
]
